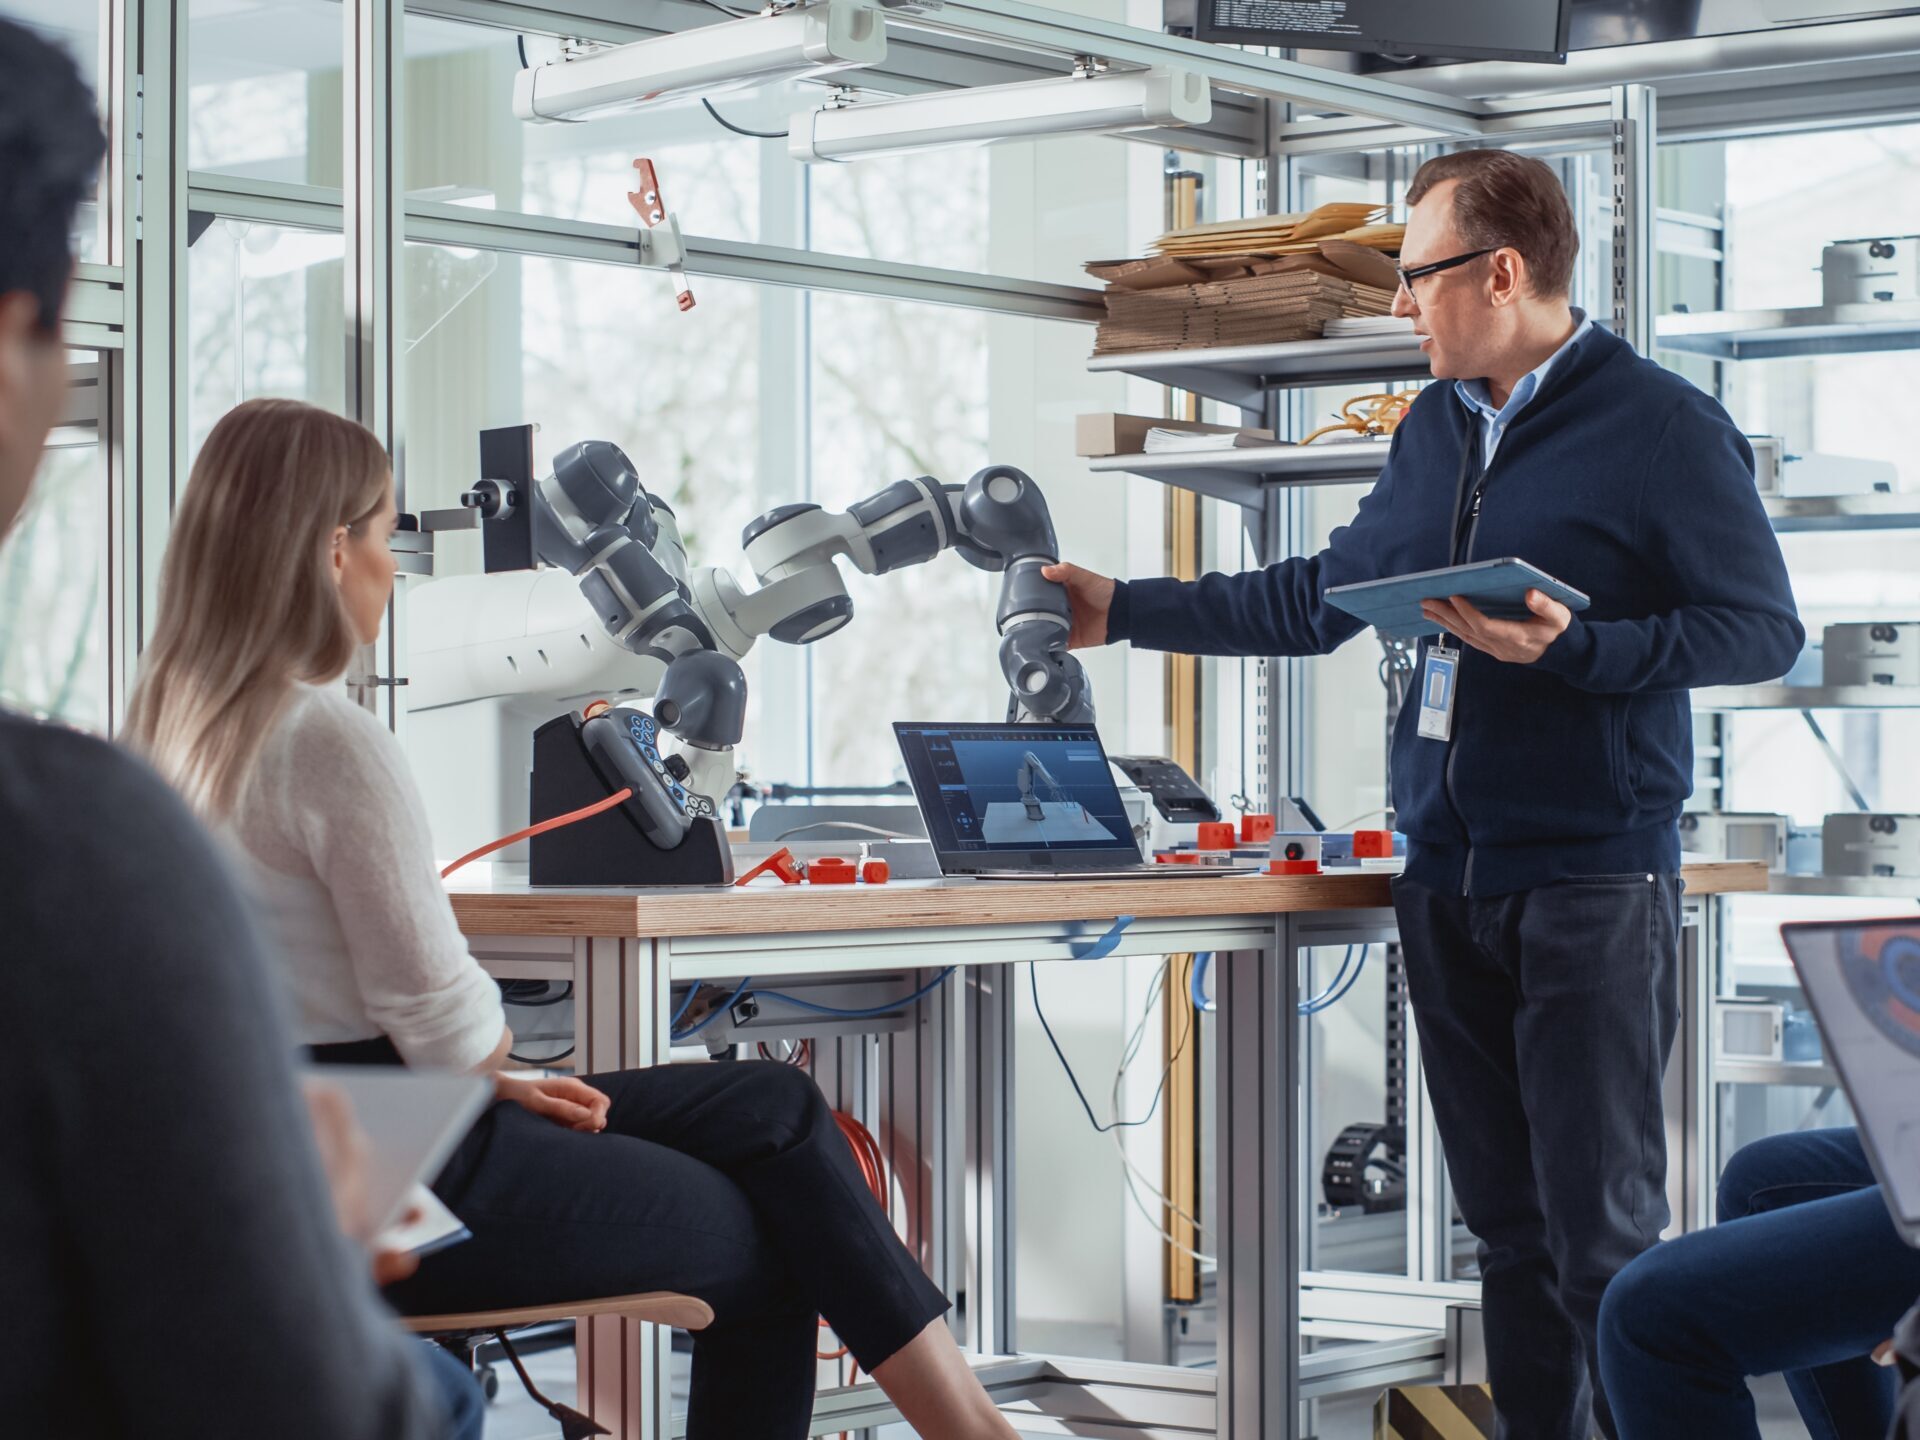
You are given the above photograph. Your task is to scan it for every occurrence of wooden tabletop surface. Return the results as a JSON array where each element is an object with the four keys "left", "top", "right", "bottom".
[{"left": 449, "top": 860, "right": 1769, "bottom": 940}]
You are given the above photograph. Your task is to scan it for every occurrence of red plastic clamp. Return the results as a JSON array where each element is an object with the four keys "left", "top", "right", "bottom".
[
  {"left": 1239, "top": 813, "right": 1277, "bottom": 843},
  {"left": 1352, "top": 829, "right": 1394, "bottom": 858},
  {"left": 735, "top": 847, "right": 804, "bottom": 886},
  {"left": 1196, "top": 821, "right": 1237, "bottom": 851},
  {"left": 807, "top": 857, "right": 857, "bottom": 884}
]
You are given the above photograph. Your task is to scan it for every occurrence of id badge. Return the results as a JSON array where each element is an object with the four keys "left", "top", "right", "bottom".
[{"left": 1417, "top": 642, "right": 1459, "bottom": 742}]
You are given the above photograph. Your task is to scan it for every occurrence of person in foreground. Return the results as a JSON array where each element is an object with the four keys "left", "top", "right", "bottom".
[
  {"left": 1600, "top": 1126, "right": 1920, "bottom": 1439},
  {"left": 0, "top": 17, "right": 477, "bottom": 1438},
  {"left": 1043, "top": 149, "right": 1803, "bottom": 1440},
  {"left": 125, "top": 394, "right": 1020, "bottom": 1440}
]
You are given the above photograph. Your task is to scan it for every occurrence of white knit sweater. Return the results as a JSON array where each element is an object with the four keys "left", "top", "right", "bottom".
[{"left": 219, "top": 682, "right": 506, "bottom": 1070}]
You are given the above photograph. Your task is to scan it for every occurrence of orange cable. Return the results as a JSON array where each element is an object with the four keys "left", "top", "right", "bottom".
[
  {"left": 440, "top": 788, "right": 635, "bottom": 879},
  {"left": 817, "top": 1105, "right": 890, "bottom": 1363}
]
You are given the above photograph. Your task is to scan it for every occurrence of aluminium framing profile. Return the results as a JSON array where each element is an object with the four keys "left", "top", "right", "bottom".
[
  {"left": 186, "top": 173, "right": 1106, "bottom": 324},
  {"left": 411, "top": 0, "right": 1487, "bottom": 147},
  {"left": 908, "top": 0, "right": 1485, "bottom": 134}
]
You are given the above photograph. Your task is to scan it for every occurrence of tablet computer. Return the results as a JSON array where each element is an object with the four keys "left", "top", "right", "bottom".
[
  {"left": 301, "top": 1066, "right": 492, "bottom": 1233},
  {"left": 1324, "top": 557, "right": 1590, "bottom": 640},
  {"left": 1781, "top": 919, "right": 1920, "bottom": 1248}
]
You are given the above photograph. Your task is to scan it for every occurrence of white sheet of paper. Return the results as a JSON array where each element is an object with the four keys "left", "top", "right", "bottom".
[{"left": 302, "top": 1066, "right": 492, "bottom": 1233}]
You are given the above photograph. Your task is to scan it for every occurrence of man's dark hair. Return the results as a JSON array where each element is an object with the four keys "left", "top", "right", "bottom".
[
  {"left": 1406, "top": 149, "right": 1579, "bottom": 298},
  {"left": 0, "top": 19, "right": 107, "bottom": 332}
]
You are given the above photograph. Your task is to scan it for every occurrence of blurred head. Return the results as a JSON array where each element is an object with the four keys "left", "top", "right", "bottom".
[
  {"left": 0, "top": 19, "right": 106, "bottom": 539},
  {"left": 1390, "top": 149, "right": 1579, "bottom": 381},
  {"left": 126, "top": 399, "right": 395, "bottom": 817}
]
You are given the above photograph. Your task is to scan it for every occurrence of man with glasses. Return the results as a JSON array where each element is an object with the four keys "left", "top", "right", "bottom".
[{"left": 1045, "top": 148, "right": 1802, "bottom": 1439}]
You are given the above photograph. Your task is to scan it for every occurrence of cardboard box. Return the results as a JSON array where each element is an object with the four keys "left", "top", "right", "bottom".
[{"left": 1075, "top": 412, "right": 1274, "bottom": 458}]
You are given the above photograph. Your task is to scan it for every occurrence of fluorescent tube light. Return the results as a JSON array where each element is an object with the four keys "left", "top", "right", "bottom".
[
  {"left": 513, "top": 1, "right": 886, "bottom": 126},
  {"left": 788, "top": 66, "right": 1211, "bottom": 162}
]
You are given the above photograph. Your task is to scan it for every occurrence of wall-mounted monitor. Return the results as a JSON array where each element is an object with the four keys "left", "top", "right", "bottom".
[{"left": 1193, "top": 0, "right": 1573, "bottom": 64}]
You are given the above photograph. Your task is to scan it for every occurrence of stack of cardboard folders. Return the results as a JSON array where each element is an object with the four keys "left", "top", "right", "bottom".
[{"left": 1088, "top": 204, "right": 1407, "bottom": 357}]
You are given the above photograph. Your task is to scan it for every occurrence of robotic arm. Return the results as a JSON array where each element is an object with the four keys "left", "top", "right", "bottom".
[
  {"left": 521, "top": 439, "right": 1094, "bottom": 728},
  {"left": 458, "top": 439, "right": 1094, "bottom": 828},
  {"left": 725, "top": 467, "right": 1096, "bottom": 725},
  {"left": 524, "top": 440, "right": 732, "bottom": 666}
]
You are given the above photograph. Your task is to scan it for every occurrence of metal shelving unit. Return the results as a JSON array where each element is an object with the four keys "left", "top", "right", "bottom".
[
  {"left": 1769, "top": 873, "right": 1920, "bottom": 900},
  {"left": 1084, "top": 439, "right": 1390, "bottom": 505},
  {"left": 1765, "top": 492, "right": 1920, "bottom": 533},
  {"left": 1715, "top": 1058, "right": 1840, "bottom": 1088},
  {"left": 1656, "top": 299, "right": 1920, "bottom": 361},
  {"left": 1675, "top": 273, "right": 1920, "bottom": 1175},
  {"left": 1086, "top": 333, "right": 1428, "bottom": 411},
  {"left": 1693, "top": 684, "right": 1920, "bottom": 710}
]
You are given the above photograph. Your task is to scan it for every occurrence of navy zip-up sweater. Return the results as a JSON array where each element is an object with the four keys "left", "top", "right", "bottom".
[{"left": 1108, "top": 324, "right": 1804, "bottom": 897}]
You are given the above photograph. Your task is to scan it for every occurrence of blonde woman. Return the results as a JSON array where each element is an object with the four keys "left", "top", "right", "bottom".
[{"left": 127, "top": 398, "right": 1019, "bottom": 1440}]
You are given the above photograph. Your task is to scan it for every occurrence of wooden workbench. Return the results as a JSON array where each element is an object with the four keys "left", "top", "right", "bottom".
[
  {"left": 449, "top": 859, "right": 1769, "bottom": 939},
  {"left": 447, "top": 856, "right": 1767, "bottom": 1440}
]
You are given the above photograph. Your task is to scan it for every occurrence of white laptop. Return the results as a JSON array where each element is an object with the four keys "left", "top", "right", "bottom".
[
  {"left": 893, "top": 720, "right": 1257, "bottom": 881},
  {"left": 1781, "top": 918, "right": 1920, "bottom": 1247}
]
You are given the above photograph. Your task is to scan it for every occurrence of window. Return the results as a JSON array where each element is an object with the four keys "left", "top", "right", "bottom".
[
  {"left": 807, "top": 291, "right": 994, "bottom": 782},
  {"left": 0, "top": 0, "right": 107, "bottom": 263},
  {"left": 0, "top": 355, "right": 109, "bottom": 730},
  {"left": 186, "top": 219, "right": 346, "bottom": 455},
  {"left": 399, "top": 246, "right": 783, "bottom": 793},
  {"left": 402, "top": 13, "right": 769, "bottom": 241},
  {"left": 188, "top": 0, "right": 342, "bottom": 187}
]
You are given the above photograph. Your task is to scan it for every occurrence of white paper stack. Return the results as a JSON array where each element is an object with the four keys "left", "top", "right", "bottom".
[
  {"left": 1141, "top": 427, "right": 1280, "bottom": 454},
  {"left": 1323, "top": 315, "right": 1418, "bottom": 338}
]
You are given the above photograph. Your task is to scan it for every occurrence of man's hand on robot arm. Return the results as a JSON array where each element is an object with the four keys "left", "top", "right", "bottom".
[
  {"left": 732, "top": 467, "right": 1095, "bottom": 726},
  {"left": 954, "top": 466, "right": 1095, "bottom": 726}
]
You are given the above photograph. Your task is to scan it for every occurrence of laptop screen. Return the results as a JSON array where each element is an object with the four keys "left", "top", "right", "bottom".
[
  {"left": 894, "top": 722, "right": 1139, "bottom": 866},
  {"left": 1782, "top": 919, "right": 1920, "bottom": 1232}
]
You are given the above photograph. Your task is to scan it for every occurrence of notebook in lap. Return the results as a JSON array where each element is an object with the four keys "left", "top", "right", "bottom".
[
  {"left": 893, "top": 721, "right": 1257, "bottom": 881},
  {"left": 1781, "top": 918, "right": 1920, "bottom": 1247}
]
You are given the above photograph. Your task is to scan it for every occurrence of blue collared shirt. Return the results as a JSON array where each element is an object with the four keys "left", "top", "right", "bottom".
[{"left": 1455, "top": 308, "right": 1593, "bottom": 466}]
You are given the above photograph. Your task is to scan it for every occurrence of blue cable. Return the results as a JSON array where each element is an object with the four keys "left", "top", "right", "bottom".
[
  {"left": 1298, "top": 947, "right": 1356, "bottom": 1013},
  {"left": 671, "top": 975, "right": 755, "bottom": 1041},
  {"left": 1029, "top": 959, "right": 1176, "bottom": 1134},
  {"left": 668, "top": 981, "right": 704, "bottom": 1033},
  {"left": 1069, "top": 915, "right": 1136, "bottom": 961},
  {"left": 1300, "top": 946, "right": 1370, "bottom": 1015},
  {"left": 1192, "top": 945, "right": 1370, "bottom": 1017},
  {"left": 752, "top": 967, "right": 958, "bottom": 1020},
  {"left": 1190, "top": 953, "right": 1215, "bottom": 1014}
]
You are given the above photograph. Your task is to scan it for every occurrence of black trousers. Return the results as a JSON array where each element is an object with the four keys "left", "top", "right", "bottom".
[
  {"left": 1393, "top": 872, "right": 1681, "bottom": 1440},
  {"left": 380, "top": 1061, "right": 951, "bottom": 1439}
]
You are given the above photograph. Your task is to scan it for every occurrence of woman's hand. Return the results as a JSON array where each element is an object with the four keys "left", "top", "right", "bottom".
[{"left": 497, "top": 1073, "right": 611, "bottom": 1133}]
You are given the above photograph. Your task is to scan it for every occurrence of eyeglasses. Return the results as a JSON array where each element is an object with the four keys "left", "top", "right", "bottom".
[{"left": 1395, "top": 246, "right": 1497, "bottom": 298}]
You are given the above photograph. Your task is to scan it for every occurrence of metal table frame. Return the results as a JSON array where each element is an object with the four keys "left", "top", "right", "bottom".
[
  {"left": 461, "top": 876, "right": 1736, "bottom": 1439},
  {"left": 465, "top": 900, "right": 1412, "bottom": 1440}
]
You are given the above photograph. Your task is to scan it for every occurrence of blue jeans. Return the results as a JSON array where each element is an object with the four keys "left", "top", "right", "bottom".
[
  {"left": 1599, "top": 1127, "right": 1920, "bottom": 1440},
  {"left": 419, "top": 1340, "right": 486, "bottom": 1440}
]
